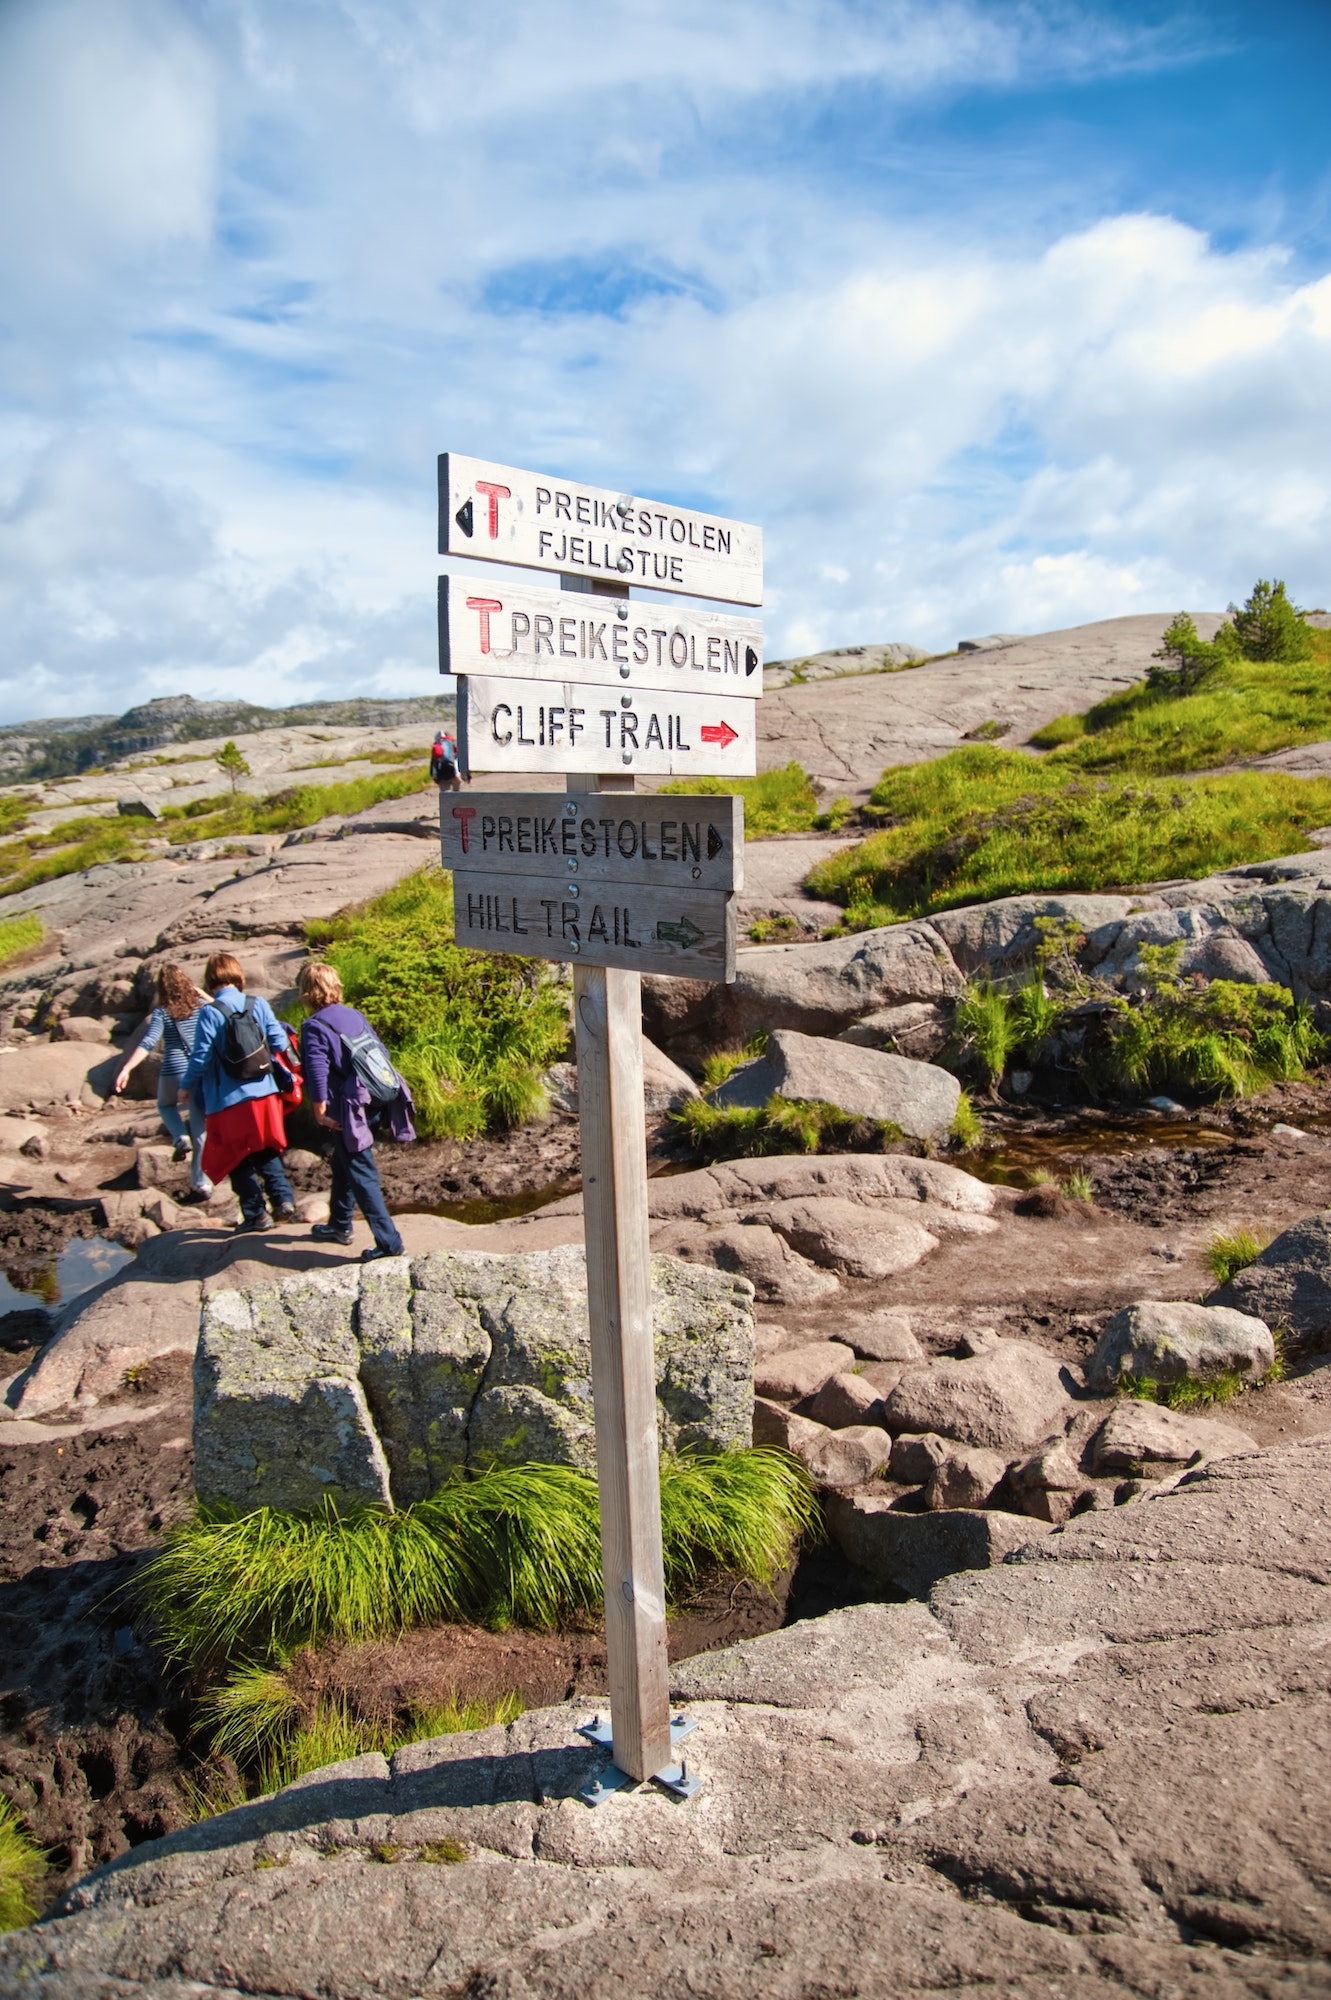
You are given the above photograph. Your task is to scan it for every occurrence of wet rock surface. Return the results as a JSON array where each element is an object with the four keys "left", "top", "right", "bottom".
[{"left": 10, "top": 1435, "right": 1331, "bottom": 1998}]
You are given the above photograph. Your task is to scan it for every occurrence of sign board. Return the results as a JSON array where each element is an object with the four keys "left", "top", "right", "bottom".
[
  {"left": 438, "top": 575, "right": 763, "bottom": 697},
  {"left": 439, "top": 792, "right": 743, "bottom": 892},
  {"left": 457, "top": 673, "right": 757, "bottom": 777},
  {"left": 451, "top": 870, "right": 736, "bottom": 980},
  {"left": 439, "top": 452, "right": 762, "bottom": 606}
]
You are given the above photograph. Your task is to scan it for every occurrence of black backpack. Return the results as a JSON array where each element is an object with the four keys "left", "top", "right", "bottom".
[
  {"left": 219, "top": 996, "right": 273, "bottom": 1083},
  {"left": 340, "top": 1026, "right": 401, "bottom": 1103}
]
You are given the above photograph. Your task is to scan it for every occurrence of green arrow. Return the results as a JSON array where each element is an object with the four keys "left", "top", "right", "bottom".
[{"left": 657, "top": 916, "right": 705, "bottom": 950}]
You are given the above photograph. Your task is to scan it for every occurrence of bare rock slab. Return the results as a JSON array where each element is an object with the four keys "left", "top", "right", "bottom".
[
  {"left": 195, "top": 1246, "right": 755, "bottom": 1513},
  {"left": 828, "top": 1491, "right": 1050, "bottom": 1594},
  {"left": 754, "top": 1194, "right": 939, "bottom": 1279},
  {"left": 1089, "top": 1298, "right": 1274, "bottom": 1391},
  {"left": 648, "top": 1217, "right": 840, "bottom": 1305},
  {"left": 840, "top": 1307, "right": 924, "bottom": 1363},
  {"left": 713, "top": 1026, "right": 961, "bottom": 1142},
  {"left": 753, "top": 1339, "right": 856, "bottom": 1401},
  {"left": 882, "top": 1337, "right": 1076, "bottom": 1453}
]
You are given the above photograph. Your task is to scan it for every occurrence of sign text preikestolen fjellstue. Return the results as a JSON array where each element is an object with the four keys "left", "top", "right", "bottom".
[
  {"left": 438, "top": 576, "right": 763, "bottom": 697},
  {"left": 439, "top": 453, "right": 762, "bottom": 606}
]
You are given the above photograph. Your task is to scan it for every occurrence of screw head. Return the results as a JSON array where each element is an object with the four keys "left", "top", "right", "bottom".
[
  {"left": 619, "top": 665, "right": 630, "bottom": 678},
  {"left": 620, "top": 694, "right": 632, "bottom": 707},
  {"left": 564, "top": 801, "right": 578, "bottom": 816},
  {"left": 569, "top": 941, "right": 580, "bottom": 953},
  {"left": 621, "top": 753, "right": 632, "bottom": 765}
]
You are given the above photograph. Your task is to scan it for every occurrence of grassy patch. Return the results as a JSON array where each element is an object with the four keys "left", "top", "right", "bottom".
[
  {"left": 1040, "top": 624, "right": 1331, "bottom": 778},
  {"left": 658, "top": 761, "right": 820, "bottom": 835},
  {"left": 747, "top": 914, "right": 802, "bottom": 943},
  {"left": 1207, "top": 1228, "right": 1268, "bottom": 1287},
  {"left": 136, "top": 1452, "right": 818, "bottom": 1678},
  {"left": 299, "top": 865, "right": 569, "bottom": 1140},
  {"left": 673, "top": 1093, "right": 902, "bottom": 1161},
  {"left": 294, "top": 749, "right": 425, "bottom": 771},
  {"left": 0, "top": 913, "right": 43, "bottom": 969},
  {"left": 804, "top": 746, "right": 1331, "bottom": 925},
  {"left": 0, "top": 769, "right": 433, "bottom": 903},
  {"left": 0, "top": 1797, "right": 45, "bottom": 1931}
]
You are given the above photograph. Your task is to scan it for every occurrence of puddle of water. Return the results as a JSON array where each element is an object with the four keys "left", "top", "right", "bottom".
[
  {"left": 412, "top": 1181, "right": 577, "bottom": 1226},
  {"left": 959, "top": 1118, "right": 1232, "bottom": 1187},
  {"left": 0, "top": 1233, "right": 134, "bottom": 1314}
]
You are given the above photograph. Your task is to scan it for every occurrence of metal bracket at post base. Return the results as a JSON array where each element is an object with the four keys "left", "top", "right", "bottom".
[{"left": 576, "top": 1714, "right": 701, "bottom": 1806}]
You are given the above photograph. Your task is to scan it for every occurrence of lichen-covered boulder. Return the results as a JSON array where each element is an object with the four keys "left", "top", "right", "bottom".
[{"left": 193, "top": 1245, "right": 754, "bottom": 1514}]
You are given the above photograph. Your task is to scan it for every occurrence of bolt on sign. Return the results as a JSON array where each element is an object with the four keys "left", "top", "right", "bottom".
[
  {"left": 441, "top": 793, "right": 742, "bottom": 980},
  {"left": 438, "top": 575, "right": 763, "bottom": 696},
  {"left": 439, "top": 452, "right": 762, "bottom": 606},
  {"left": 438, "top": 450, "right": 762, "bottom": 1807},
  {"left": 457, "top": 674, "right": 756, "bottom": 778}
]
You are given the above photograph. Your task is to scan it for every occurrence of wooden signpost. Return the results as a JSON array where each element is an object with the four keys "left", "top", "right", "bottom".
[{"left": 439, "top": 452, "right": 762, "bottom": 1804}]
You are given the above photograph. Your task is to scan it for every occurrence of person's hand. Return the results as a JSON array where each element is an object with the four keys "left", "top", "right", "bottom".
[
  {"left": 176, "top": 1089, "right": 190, "bottom": 1109},
  {"left": 112, "top": 1068, "right": 130, "bottom": 1095},
  {"left": 316, "top": 1110, "right": 341, "bottom": 1130}
]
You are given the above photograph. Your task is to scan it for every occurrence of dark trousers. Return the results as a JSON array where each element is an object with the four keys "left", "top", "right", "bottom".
[
  {"left": 231, "top": 1148, "right": 295, "bottom": 1225},
  {"left": 330, "top": 1134, "right": 402, "bottom": 1253}
]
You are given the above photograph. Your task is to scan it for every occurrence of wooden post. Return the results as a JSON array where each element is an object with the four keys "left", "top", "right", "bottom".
[{"left": 571, "top": 769, "right": 673, "bottom": 1784}]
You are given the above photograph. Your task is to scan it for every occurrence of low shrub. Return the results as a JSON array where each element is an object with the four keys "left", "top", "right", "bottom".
[
  {"left": 301, "top": 866, "right": 570, "bottom": 1140},
  {"left": 1207, "top": 1228, "right": 1268, "bottom": 1288},
  {"left": 136, "top": 1452, "right": 819, "bottom": 1678},
  {"left": 940, "top": 949, "right": 1324, "bottom": 1106},
  {"left": 658, "top": 761, "right": 820, "bottom": 835},
  {"left": 0, "top": 1797, "right": 44, "bottom": 1931}
]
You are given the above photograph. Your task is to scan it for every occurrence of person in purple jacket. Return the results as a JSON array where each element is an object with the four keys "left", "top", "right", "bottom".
[{"left": 297, "top": 961, "right": 408, "bottom": 1262}]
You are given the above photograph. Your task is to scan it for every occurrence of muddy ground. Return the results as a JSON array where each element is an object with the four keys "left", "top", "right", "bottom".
[{"left": 6, "top": 1075, "right": 1331, "bottom": 1909}]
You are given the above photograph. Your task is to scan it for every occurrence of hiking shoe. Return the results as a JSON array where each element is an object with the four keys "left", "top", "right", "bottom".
[
  {"left": 361, "top": 1244, "right": 404, "bottom": 1263},
  {"left": 234, "top": 1216, "right": 268, "bottom": 1234},
  {"left": 310, "top": 1222, "right": 353, "bottom": 1245},
  {"left": 171, "top": 1140, "right": 190, "bottom": 1163},
  {"left": 273, "top": 1204, "right": 298, "bottom": 1225}
]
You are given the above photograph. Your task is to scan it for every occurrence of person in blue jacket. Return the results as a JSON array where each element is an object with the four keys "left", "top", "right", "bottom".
[
  {"left": 180, "top": 951, "right": 297, "bottom": 1233},
  {"left": 297, "top": 960, "right": 407, "bottom": 1262},
  {"left": 113, "top": 962, "right": 212, "bottom": 1199}
]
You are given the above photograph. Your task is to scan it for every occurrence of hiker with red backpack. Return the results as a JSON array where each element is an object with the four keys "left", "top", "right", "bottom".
[
  {"left": 179, "top": 951, "right": 298, "bottom": 1233},
  {"left": 297, "top": 960, "right": 415, "bottom": 1263}
]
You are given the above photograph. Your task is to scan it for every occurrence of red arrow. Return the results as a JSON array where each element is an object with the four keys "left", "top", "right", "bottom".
[{"left": 700, "top": 719, "right": 738, "bottom": 749}]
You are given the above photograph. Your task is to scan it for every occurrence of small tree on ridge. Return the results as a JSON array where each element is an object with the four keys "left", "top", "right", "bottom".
[{"left": 215, "top": 740, "right": 250, "bottom": 796}]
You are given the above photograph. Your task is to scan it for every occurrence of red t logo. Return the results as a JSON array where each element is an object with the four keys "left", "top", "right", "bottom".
[
  {"left": 466, "top": 597, "right": 503, "bottom": 653},
  {"left": 451, "top": 805, "right": 477, "bottom": 852},
  {"left": 475, "top": 481, "right": 511, "bottom": 538}
]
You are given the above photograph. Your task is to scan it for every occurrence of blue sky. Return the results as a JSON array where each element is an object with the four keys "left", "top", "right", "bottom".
[{"left": 0, "top": 0, "right": 1329, "bottom": 725}]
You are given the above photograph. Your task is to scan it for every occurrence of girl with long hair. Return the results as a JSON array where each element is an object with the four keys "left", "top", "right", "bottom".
[{"left": 113, "top": 963, "right": 212, "bottom": 1199}]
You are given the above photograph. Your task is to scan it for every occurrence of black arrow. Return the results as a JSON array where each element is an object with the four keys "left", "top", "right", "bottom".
[
  {"left": 454, "top": 498, "right": 474, "bottom": 537},
  {"left": 745, "top": 645, "right": 759, "bottom": 676}
]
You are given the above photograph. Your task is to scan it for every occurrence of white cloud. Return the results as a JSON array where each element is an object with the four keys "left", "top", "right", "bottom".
[{"left": 0, "top": 0, "right": 1324, "bottom": 724}]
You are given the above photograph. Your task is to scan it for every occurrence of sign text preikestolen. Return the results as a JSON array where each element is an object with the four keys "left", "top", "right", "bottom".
[
  {"left": 438, "top": 576, "right": 763, "bottom": 696},
  {"left": 451, "top": 869, "right": 736, "bottom": 981},
  {"left": 440, "top": 792, "right": 742, "bottom": 893},
  {"left": 439, "top": 452, "right": 762, "bottom": 606},
  {"left": 457, "top": 674, "right": 757, "bottom": 777}
]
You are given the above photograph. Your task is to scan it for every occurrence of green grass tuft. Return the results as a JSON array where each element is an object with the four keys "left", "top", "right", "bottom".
[
  {"left": 137, "top": 1453, "right": 818, "bottom": 1680},
  {"left": 1207, "top": 1228, "right": 1268, "bottom": 1288},
  {"left": 658, "top": 761, "right": 821, "bottom": 835},
  {"left": 298, "top": 865, "right": 570, "bottom": 1141},
  {"left": 1118, "top": 1369, "right": 1247, "bottom": 1410},
  {"left": 0, "top": 1797, "right": 45, "bottom": 1931},
  {"left": 949, "top": 1090, "right": 983, "bottom": 1148}
]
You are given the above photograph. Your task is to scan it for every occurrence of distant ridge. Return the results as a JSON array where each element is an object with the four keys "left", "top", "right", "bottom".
[{"left": 0, "top": 691, "right": 455, "bottom": 784}]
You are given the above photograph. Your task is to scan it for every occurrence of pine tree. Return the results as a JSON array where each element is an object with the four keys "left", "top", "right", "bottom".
[
  {"left": 215, "top": 740, "right": 251, "bottom": 796},
  {"left": 1149, "top": 614, "right": 1219, "bottom": 695},
  {"left": 1229, "top": 579, "right": 1312, "bottom": 663}
]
